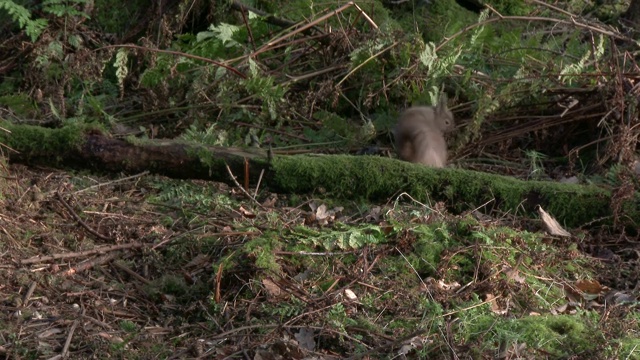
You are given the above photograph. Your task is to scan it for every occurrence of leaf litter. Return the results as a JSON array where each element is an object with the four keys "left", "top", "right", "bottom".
[{"left": 0, "top": 164, "right": 638, "bottom": 359}]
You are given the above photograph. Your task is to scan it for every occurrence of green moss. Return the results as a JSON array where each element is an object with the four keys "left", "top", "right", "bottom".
[
  {"left": 0, "top": 94, "right": 39, "bottom": 118},
  {"left": 409, "top": 224, "right": 451, "bottom": 274},
  {"left": 618, "top": 337, "right": 640, "bottom": 359},
  {"left": 243, "top": 234, "right": 282, "bottom": 273},
  {"left": 270, "top": 154, "right": 630, "bottom": 228},
  {"left": 0, "top": 122, "right": 87, "bottom": 160},
  {"left": 463, "top": 314, "right": 599, "bottom": 357}
]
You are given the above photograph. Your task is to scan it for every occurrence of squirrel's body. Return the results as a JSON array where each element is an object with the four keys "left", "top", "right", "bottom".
[{"left": 394, "top": 97, "right": 454, "bottom": 167}]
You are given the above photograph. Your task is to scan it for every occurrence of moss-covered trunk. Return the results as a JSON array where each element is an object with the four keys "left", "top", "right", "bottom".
[{"left": 1, "top": 122, "right": 637, "bottom": 228}]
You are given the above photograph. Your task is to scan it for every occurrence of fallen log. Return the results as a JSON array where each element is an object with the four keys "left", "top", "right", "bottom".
[{"left": 1, "top": 122, "right": 637, "bottom": 228}]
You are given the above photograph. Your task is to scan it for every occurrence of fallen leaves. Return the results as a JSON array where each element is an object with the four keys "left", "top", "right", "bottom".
[{"left": 537, "top": 205, "right": 571, "bottom": 237}]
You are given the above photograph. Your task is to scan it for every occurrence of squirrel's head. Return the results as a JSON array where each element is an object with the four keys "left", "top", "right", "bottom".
[{"left": 435, "top": 95, "right": 455, "bottom": 132}]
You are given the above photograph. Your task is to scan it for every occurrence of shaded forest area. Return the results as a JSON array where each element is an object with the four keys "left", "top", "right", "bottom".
[
  {"left": 1, "top": 0, "right": 640, "bottom": 223},
  {"left": 1, "top": 0, "right": 640, "bottom": 358}
]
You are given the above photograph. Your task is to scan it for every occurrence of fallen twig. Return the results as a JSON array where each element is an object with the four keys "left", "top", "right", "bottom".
[
  {"left": 225, "top": 162, "right": 266, "bottom": 210},
  {"left": 72, "top": 171, "right": 149, "bottom": 195},
  {"left": 63, "top": 252, "right": 120, "bottom": 276},
  {"left": 21, "top": 243, "right": 145, "bottom": 265},
  {"left": 56, "top": 192, "right": 112, "bottom": 241}
]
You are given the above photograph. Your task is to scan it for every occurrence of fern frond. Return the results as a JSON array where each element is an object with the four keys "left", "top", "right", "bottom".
[
  {"left": 198, "top": 22, "right": 240, "bottom": 47},
  {"left": 25, "top": 18, "right": 47, "bottom": 41},
  {"left": 43, "top": 0, "right": 90, "bottom": 19},
  {"left": 419, "top": 42, "right": 461, "bottom": 80},
  {"left": 559, "top": 36, "right": 605, "bottom": 85},
  {"left": 0, "top": 0, "right": 47, "bottom": 41},
  {"left": 114, "top": 49, "right": 129, "bottom": 98},
  {"left": 0, "top": 0, "right": 31, "bottom": 27},
  {"left": 469, "top": 9, "right": 489, "bottom": 47}
]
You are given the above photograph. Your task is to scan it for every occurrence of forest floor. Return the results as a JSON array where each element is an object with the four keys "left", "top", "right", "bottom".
[{"left": 1, "top": 162, "right": 639, "bottom": 359}]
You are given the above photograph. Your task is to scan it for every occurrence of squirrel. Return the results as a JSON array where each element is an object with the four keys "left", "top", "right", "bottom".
[{"left": 394, "top": 95, "right": 455, "bottom": 167}]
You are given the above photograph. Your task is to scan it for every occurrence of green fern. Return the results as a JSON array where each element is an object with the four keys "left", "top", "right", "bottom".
[
  {"left": 469, "top": 10, "right": 489, "bottom": 47},
  {"left": 0, "top": 0, "right": 47, "bottom": 41},
  {"left": 294, "top": 224, "right": 386, "bottom": 251},
  {"left": 419, "top": 42, "right": 461, "bottom": 83},
  {"left": 560, "top": 34, "right": 605, "bottom": 85},
  {"left": 181, "top": 124, "right": 228, "bottom": 146},
  {"left": 242, "top": 75, "right": 287, "bottom": 121},
  {"left": 197, "top": 22, "right": 240, "bottom": 47},
  {"left": 43, "top": 0, "right": 90, "bottom": 19},
  {"left": 524, "top": 150, "right": 548, "bottom": 180}
]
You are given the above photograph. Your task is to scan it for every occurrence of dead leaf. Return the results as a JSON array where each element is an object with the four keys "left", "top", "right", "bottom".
[
  {"left": 262, "top": 278, "right": 283, "bottom": 300},
  {"left": 551, "top": 303, "right": 577, "bottom": 315},
  {"left": 397, "top": 334, "right": 431, "bottom": 356},
  {"left": 575, "top": 279, "right": 604, "bottom": 295},
  {"left": 365, "top": 206, "right": 382, "bottom": 222},
  {"left": 307, "top": 202, "right": 343, "bottom": 225},
  {"left": 503, "top": 265, "right": 526, "bottom": 284},
  {"left": 436, "top": 279, "right": 461, "bottom": 291},
  {"left": 605, "top": 290, "right": 637, "bottom": 305},
  {"left": 315, "top": 204, "right": 330, "bottom": 222},
  {"left": 486, "top": 293, "right": 507, "bottom": 315},
  {"left": 184, "top": 254, "right": 211, "bottom": 269},
  {"left": 267, "top": 340, "right": 305, "bottom": 359},
  {"left": 294, "top": 328, "right": 315, "bottom": 351},
  {"left": 379, "top": 222, "right": 394, "bottom": 235},
  {"left": 537, "top": 205, "right": 571, "bottom": 237},
  {"left": 262, "top": 194, "right": 278, "bottom": 207},
  {"left": 37, "top": 327, "right": 64, "bottom": 338},
  {"left": 239, "top": 206, "right": 256, "bottom": 218},
  {"left": 97, "top": 332, "right": 124, "bottom": 344},
  {"left": 344, "top": 288, "right": 358, "bottom": 301}
]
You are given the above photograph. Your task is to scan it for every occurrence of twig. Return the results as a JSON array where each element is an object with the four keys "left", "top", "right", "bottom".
[
  {"left": 21, "top": 243, "right": 145, "bottom": 264},
  {"left": 72, "top": 171, "right": 149, "bottom": 195},
  {"left": 438, "top": 15, "right": 629, "bottom": 52},
  {"left": 527, "top": 0, "right": 578, "bottom": 18},
  {"left": 61, "top": 320, "right": 79, "bottom": 358},
  {"left": 215, "top": 263, "right": 223, "bottom": 303},
  {"left": 253, "top": 169, "right": 264, "bottom": 198},
  {"left": 350, "top": 2, "right": 379, "bottom": 29},
  {"left": 230, "top": 0, "right": 308, "bottom": 31},
  {"left": 225, "top": 163, "right": 266, "bottom": 210},
  {"left": 285, "top": 65, "right": 347, "bottom": 83},
  {"left": 22, "top": 281, "right": 37, "bottom": 306},
  {"left": 274, "top": 251, "right": 352, "bottom": 256},
  {"left": 56, "top": 192, "right": 112, "bottom": 241},
  {"left": 64, "top": 252, "right": 120, "bottom": 276},
  {"left": 234, "top": 121, "right": 309, "bottom": 141},
  {"left": 442, "top": 296, "right": 500, "bottom": 317},
  {"left": 209, "top": 324, "right": 279, "bottom": 340},
  {"left": 244, "top": 158, "right": 249, "bottom": 191},
  {"left": 251, "top": 1, "right": 376, "bottom": 58},
  {"left": 237, "top": 2, "right": 256, "bottom": 51},
  {"left": 112, "top": 261, "right": 152, "bottom": 285}
]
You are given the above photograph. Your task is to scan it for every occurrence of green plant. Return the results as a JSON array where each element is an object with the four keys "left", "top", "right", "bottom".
[
  {"left": 261, "top": 296, "right": 305, "bottom": 320},
  {"left": 525, "top": 150, "right": 547, "bottom": 180},
  {"left": 291, "top": 223, "right": 388, "bottom": 251},
  {"left": 119, "top": 320, "right": 138, "bottom": 333},
  {"left": 0, "top": 0, "right": 47, "bottom": 41}
]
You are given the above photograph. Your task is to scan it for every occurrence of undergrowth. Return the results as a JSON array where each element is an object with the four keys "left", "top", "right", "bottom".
[
  {"left": 2, "top": 1, "right": 640, "bottom": 357},
  {"left": 2, "top": 0, "right": 637, "bottom": 174}
]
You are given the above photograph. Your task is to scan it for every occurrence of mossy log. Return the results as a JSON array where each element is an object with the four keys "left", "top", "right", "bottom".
[{"left": 1, "top": 122, "right": 637, "bottom": 228}]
